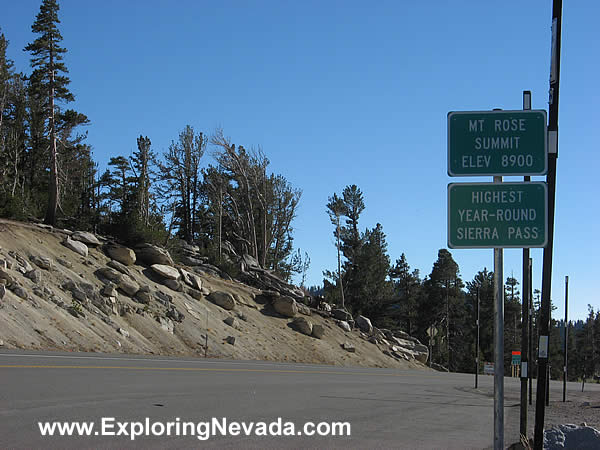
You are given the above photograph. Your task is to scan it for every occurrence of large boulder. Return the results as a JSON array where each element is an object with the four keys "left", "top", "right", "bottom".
[
  {"left": 208, "top": 291, "right": 236, "bottom": 310},
  {"left": 312, "top": 324, "right": 325, "bottom": 339},
  {"left": 29, "top": 255, "right": 53, "bottom": 271},
  {"left": 164, "top": 279, "right": 183, "bottom": 291},
  {"left": 105, "top": 245, "right": 136, "bottom": 266},
  {"left": 180, "top": 268, "right": 202, "bottom": 290},
  {"left": 97, "top": 267, "right": 122, "bottom": 284},
  {"left": 297, "top": 303, "right": 311, "bottom": 316},
  {"left": 338, "top": 320, "right": 351, "bottom": 332},
  {"left": 151, "top": 264, "right": 180, "bottom": 280},
  {"left": 255, "top": 290, "right": 279, "bottom": 304},
  {"left": 134, "top": 243, "right": 173, "bottom": 266},
  {"left": 292, "top": 317, "right": 313, "bottom": 336},
  {"left": 355, "top": 315, "right": 373, "bottom": 334},
  {"left": 107, "top": 260, "right": 131, "bottom": 275},
  {"left": 62, "top": 237, "right": 88, "bottom": 257},
  {"left": 332, "top": 309, "right": 352, "bottom": 321},
  {"left": 544, "top": 424, "right": 600, "bottom": 449},
  {"left": 272, "top": 296, "right": 298, "bottom": 318},
  {"left": 118, "top": 274, "right": 140, "bottom": 296},
  {"left": 71, "top": 231, "right": 101, "bottom": 247}
]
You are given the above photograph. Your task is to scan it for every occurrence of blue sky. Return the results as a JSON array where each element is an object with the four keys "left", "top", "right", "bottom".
[{"left": 2, "top": 0, "right": 599, "bottom": 319}]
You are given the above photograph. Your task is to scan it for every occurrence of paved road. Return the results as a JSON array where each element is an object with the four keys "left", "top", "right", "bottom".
[{"left": 0, "top": 350, "right": 587, "bottom": 449}]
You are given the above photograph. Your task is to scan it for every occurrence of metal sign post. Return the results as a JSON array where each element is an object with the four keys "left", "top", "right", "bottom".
[{"left": 493, "top": 194, "right": 504, "bottom": 450}]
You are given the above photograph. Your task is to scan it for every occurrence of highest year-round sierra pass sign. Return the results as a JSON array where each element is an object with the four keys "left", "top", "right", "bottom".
[{"left": 448, "top": 110, "right": 547, "bottom": 176}]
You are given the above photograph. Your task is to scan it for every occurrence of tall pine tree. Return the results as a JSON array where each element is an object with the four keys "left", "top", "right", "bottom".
[{"left": 25, "top": 0, "right": 80, "bottom": 225}]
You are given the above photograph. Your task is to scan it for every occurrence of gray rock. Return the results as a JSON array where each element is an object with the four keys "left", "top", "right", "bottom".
[
  {"left": 56, "top": 257, "right": 73, "bottom": 269},
  {"left": 292, "top": 316, "right": 313, "bottom": 336},
  {"left": 208, "top": 291, "right": 236, "bottom": 310},
  {"left": 10, "top": 285, "right": 28, "bottom": 300},
  {"left": 134, "top": 243, "right": 173, "bottom": 266},
  {"left": 224, "top": 316, "right": 237, "bottom": 327},
  {"left": 180, "top": 255, "right": 205, "bottom": 266},
  {"left": 158, "top": 316, "right": 174, "bottom": 334},
  {"left": 118, "top": 274, "right": 140, "bottom": 296},
  {"left": 151, "top": 264, "right": 180, "bottom": 280},
  {"left": 342, "top": 342, "right": 356, "bottom": 353},
  {"left": 105, "top": 245, "right": 136, "bottom": 265},
  {"left": 272, "top": 296, "right": 298, "bottom": 318},
  {"left": 164, "top": 279, "right": 183, "bottom": 291},
  {"left": 101, "top": 283, "right": 118, "bottom": 298},
  {"left": 355, "top": 315, "right": 373, "bottom": 334},
  {"left": 338, "top": 320, "right": 351, "bottom": 332},
  {"left": 155, "top": 290, "right": 172, "bottom": 305},
  {"left": 29, "top": 255, "right": 53, "bottom": 271},
  {"left": 413, "top": 343, "right": 429, "bottom": 364},
  {"left": 62, "top": 279, "right": 77, "bottom": 291},
  {"left": 166, "top": 306, "right": 184, "bottom": 323},
  {"left": 118, "top": 328, "right": 130, "bottom": 338},
  {"left": 226, "top": 336, "right": 236, "bottom": 345},
  {"left": 332, "top": 309, "right": 352, "bottom": 321},
  {"left": 186, "top": 288, "right": 203, "bottom": 300},
  {"left": 78, "top": 281, "right": 95, "bottom": 295},
  {"left": 0, "top": 284, "right": 5, "bottom": 299},
  {"left": 62, "top": 237, "right": 88, "bottom": 257},
  {"left": 180, "top": 268, "right": 202, "bottom": 290},
  {"left": 107, "top": 260, "right": 131, "bottom": 275},
  {"left": 97, "top": 267, "right": 122, "bottom": 283},
  {"left": 71, "top": 288, "right": 87, "bottom": 302},
  {"left": 201, "top": 287, "right": 210, "bottom": 296},
  {"left": 71, "top": 231, "right": 101, "bottom": 246},
  {"left": 297, "top": 303, "right": 312, "bottom": 316},
  {"left": 0, "top": 268, "right": 14, "bottom": 285},
  {"left": 134, "top": 286, "right": 152, "bottom": 304},
  {"left": 15, "top": 254, "right": 33, "bottom": 272},
  {"left": 311, "top": 324, "right": 325, "bottom": 339},
  {"left": 544, "top": 424, "right": 600, "bottom": 449}
]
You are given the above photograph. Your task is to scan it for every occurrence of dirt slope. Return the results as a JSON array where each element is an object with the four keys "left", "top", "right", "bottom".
[{"left": 0, "top": 219, "right": 426, "bottom": 370}]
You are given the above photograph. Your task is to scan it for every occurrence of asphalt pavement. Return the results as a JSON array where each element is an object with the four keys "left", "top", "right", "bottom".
[{"left": 0, "top": 350, "right": 582, "bottom": 449}]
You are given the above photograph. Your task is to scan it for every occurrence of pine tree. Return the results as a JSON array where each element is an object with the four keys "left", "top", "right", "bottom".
[
  {"left": 421, "top": 249, "right": 464, "bottom": 370},
  {"left": 326, "top": 193, "right": 346, "bottom": 309},
  {"left": 387, "top": 254, "right": 421, "bottom": 335},
  {"left": 24, "top": 0, "right": 86, "bottom": 225}
]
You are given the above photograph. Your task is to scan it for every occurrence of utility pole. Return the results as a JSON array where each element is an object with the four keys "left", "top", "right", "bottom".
[
  {"left": 563, "top": 275, "right": 568, "bottom": 402},
  {"left": 476, "top": 287, "right": 480, "bottom": 389},
  {"left": 534, "top": 0, "right": 562, "bottom": 448},
  {"left": 520, "top": 90, "right": 532, "bottom": 438},
  {"left": 493, "top": 175, "right": 504, "bottom": 450}
]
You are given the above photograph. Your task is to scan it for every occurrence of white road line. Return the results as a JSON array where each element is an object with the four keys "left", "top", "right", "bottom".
[{"left": 0, "top": 353, "right": 390, "bottom": 372}]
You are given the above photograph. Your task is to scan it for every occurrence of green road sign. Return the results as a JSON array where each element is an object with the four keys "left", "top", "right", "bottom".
[
  {"left": 512, "top": 354, "right": 521, "bottom": 365},
  {"left": 448, "top": 182, "right": 547, "bottom": 249},
  {"left": 448, "top": 110, "right": 547, "bottom": 176}
]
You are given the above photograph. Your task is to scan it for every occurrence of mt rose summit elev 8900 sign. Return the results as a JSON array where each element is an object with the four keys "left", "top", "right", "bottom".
[{"left": 448, "top": 110, "right": 547, "bottom": 176}]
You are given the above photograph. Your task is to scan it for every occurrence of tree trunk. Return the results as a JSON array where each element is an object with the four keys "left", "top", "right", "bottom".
[
  {"left": 337, "top": 217, "right": 345, "bottom": 310},
  {"left": 44, "top": 45, "right": 58, "bottom": 226}
]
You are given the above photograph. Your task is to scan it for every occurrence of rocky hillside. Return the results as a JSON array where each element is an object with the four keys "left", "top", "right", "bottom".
[{"left": 0, "top": 219, "right": 429, "bottom": 369}]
